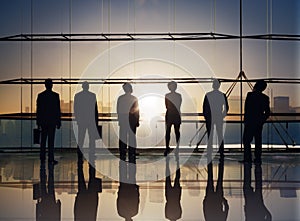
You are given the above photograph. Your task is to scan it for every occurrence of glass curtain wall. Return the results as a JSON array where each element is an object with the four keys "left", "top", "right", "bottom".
[{"left": 0, "top": 0, "right": 299, "bottom": 149}]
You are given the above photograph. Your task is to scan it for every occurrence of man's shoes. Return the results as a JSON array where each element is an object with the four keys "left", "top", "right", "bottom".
[{"left": 164, "top": 148, "right": 171, "bottom": 156}]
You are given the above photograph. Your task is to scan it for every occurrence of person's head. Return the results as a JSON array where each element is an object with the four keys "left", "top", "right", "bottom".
[
  {"left": 212, "top": 78, "right": 220, "bottom": 90},
  {"left": 122, "top": 82, "right": 133, "bottom": 94},
  {"left": 168, "top": 81, "right": 177, "bottom": 92},
  {"left": 82, "top": 81, "right": 89, "bottom": 91},
  {"left": 45, "top": 78, "right": 53, "bottom": 90},
  {"left": 253, "top": 80, "right": 267, "bottom": 92}
]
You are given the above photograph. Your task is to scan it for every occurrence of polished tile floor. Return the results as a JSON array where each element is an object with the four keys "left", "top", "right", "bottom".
[{"left": 0, "top": 151, "right": 299, "bottom": 221}]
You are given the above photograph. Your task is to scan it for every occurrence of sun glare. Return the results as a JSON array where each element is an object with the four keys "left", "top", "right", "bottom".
[{"left": 139, "top": 94, "right": 165, "bottom": 121}]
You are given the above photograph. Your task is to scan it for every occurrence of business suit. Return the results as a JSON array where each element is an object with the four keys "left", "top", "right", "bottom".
[
  {"left": 36, "top": 80, "right": 61, "bottom": 164},
  {"left": 243, "top": 88, "right": 270, "bottom": 163},
  {"left": 74, "top": 83, "right": 98, "bottom": 155},
  {"left": 117, "top": 83, "right": 139, "bottom": 161},
  {"left": 203, "top": 79, "right": 229, "bottom": 159}
]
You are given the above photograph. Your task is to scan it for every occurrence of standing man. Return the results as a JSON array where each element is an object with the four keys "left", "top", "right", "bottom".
[
  {"left": 117, "top": 83, "right": 140, "bottom": 161},
  {"left": 203, "top": 79, "right": 229, "bottom": 159},
  {"left": 36, "top": 78, "right": 61, "bottom": 165},
  {"left": 165, "top": 81, "right": 182, "bottom": 156},
  {"left": 243, "top": 80, "right": 270, "bottom": 163},
  {"left": 74, "top": 81, "right": 99, "bottom": 157}
]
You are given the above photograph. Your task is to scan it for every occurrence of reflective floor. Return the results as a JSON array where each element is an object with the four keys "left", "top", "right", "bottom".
[{"left": 0, "top": 151, "right": 299, "bottom": 221}]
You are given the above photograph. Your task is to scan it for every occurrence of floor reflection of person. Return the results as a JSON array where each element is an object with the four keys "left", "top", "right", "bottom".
[
  {"left": 36, "top": 78, "right": 61, "bottom": 165},
  {"left": 243, "top": 162, "right": 272, "bottom": 221},
  {"left": 165, "top": 153, "right": 182, "bottom": 221},
  {"left": 117, "top": 83, "right": 140, "bottom": 161},
  {"left": 203, "top": 156, "right": 229, "bottom": 221},
  {"left": 164, "top": 81, "right": 182, "bottom": 156},
  {"left": 74, "top": 81, "right": 99, "bottom": 157},
  {"left": 203, "top": 79, "right": 229, "bottom": 159},
  {"left": 117, "top": 156, "right": 139, "bottom": 221},
  {"left": 74, "top": 152, "right": 102, "bottom": 221},
  {"left": 35, "top": 162, "right": 61, "bottom": 220},
  {"left": 243, "top": 80, "right": 270, "bottom": 163}
]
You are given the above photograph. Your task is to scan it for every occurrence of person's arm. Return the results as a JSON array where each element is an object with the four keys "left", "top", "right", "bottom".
[
  {"left": 223, "top": 93, "right": 229, "bottom": 117},
  {"left": 36, "top": 95, "right": 41, "bottom": 128},
  {"left": 94, "top": 94, "right": 99, "bottom": 124},
  {"left": 244, "top": 93, "right": 250, "bottom": 121},
  {"left": 202, "top": 95, "right": 209, "bottom": 119},
  {"left": 165, "top": 95, "right": 169, "bottom": 110},
  {"left": 56, "top": 94, "right": 61, "bottom": 129},
  {"left": 263, "top": 96, "right": 271, "bottom": 122},
  {"left": 133, "top": 98, "right": 140, "bottom": 127}
]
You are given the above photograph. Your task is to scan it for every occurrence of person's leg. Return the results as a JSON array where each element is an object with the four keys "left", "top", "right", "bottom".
[
  {"left": 87, "top": 126, "right": 96, "bottom": 159},
  {"left": 119, "top": 125, "right": 127, "bottom": 160},
  {"left": 164, "top": 123, "right": 172, "bottom": 156},
  {"left": 254, "top": 125, "right": 263, "bottom": 163},
  {"left": 174, "top": 124, "right": 181, "bottom": 147},
  {"left": 128, "top": 126, "right": 137, "bottom": 162},
  {"left": 216, "top": 122, "right": 225, "bottom": 158},
  {"left": 165, "top": 123, "right": 172, "bottom": 148},
  {"left": 243, "top": 124, "right": 254, "bottom": 162},
  {"left": 47, "top": 126, "right": 56, "bottom": 163},
  {"left": 206, "top": 121, "right": 213, "bottom": 160},
  {"left": 40, "top": 126, "right": 47, "bottom": 162}
]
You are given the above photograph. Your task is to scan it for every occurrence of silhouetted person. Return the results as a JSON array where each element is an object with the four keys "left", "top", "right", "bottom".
[
  {"left": 165, "top": 81, "right": 182, "bottom": 156},
  {"left": 117, "top": 83, "right": 140, "bottom": 161},
  {"left": 203, "top": 79, "right": 229, "bottom": 159},
  {"left": 117, "top": 157, "right": 139, "bottom": 221},
  {"left": 35, "top": 161, "right": 61, "bottom": 220},
  {"left": 165, "top": 153, "right": 182, "bottom": 221},
  {"left": 203, "top": 156, "right": 229, "bottom": 221},
  {"left": 243, "top": 162, "right": 272, "bottom": 221},
  {"left": 74, "top": 151, "right": 102, "bottom": 221},
  {"left": 74, "top": 81, "right": 99, "bottom": 157},
  {"left": 36, "top": 78, "right": 61, "bottom": 165},
  {"left": 243, "top": 80, "right": 270, "bottom": 163}
]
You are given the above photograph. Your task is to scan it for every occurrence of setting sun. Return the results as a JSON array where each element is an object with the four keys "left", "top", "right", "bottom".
[{"left": 138, "top": 94, "right": 165, "bottom": 122}]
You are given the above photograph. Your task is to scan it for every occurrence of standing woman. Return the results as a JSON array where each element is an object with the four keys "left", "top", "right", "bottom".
[{"left": 164, "top": 81, "right": 182, "bottom": 156}]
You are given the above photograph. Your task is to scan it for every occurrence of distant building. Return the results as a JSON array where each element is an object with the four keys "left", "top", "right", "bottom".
[
  {"left": 60, "top": 100, "right": 73, "bottom": 113},
  {"left": 274, "top": 96, "right": 290, "bottom": 113},
  {"left": 25, "top": 106, "right": 30, "bottom": 113},
  {"left": 228, "top": 96, "right": 245, "bottom": 114}
]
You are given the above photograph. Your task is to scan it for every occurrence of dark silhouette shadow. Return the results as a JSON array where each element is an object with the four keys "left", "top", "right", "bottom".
[
  {"left": 165, "top": 153, "right": 182, "bottom": 221},
  {"left": 74, "top": 151, "right": 102, "bottom": 221},
  {"left": 164, "top": 81, "right": 182, "bottom": 156},
  {"left": 243, "top": 80, "right": 270, "bottom": 163},
  {"left": 243, "top": 162, "right": 272, "bottom": 221},
  {"left": 203, "top": 79, "right": 229, "bottom": 159},
  {"left": 34, "top": 161, "right": 61, "bottom": 220},
  {"left": 117, "top": 83, "right": 140, "bottom": 161},
  {"left": 36, "top": 78, "right": 61, "bottom": 165},
  {"left": 117, "top": 157, "right": 139, "bottom": 221},
  {"left": 74, "top": 81, "right": 99, "bottom": 157},
  {"left": 203, "top": 156, "right": 229, "bottom": 221}
]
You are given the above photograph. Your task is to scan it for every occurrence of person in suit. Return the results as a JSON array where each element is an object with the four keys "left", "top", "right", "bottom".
[
  {"left": 117, "top": 83, "right": 140, "bottom": 161},
  {"left": 164, "top": 81, "right": 182, "bottom": 156},
  {"left": 117, "top": 156, "right": 139, "bottom": 221},
  {"left": 74, "top": 81, "right": 99, "bottom": 157},
  {"left": 74, "top": 151, "right": 102, "bottom": 221},
  {"left": 35, "top": 161, "right": 61, "bottom": 220},
  {"left": 243, "top": 80, "right": 270, "bottom": 163},
  {"left": 165, "top": 153, "right": 182, "bottom": 221},
  {"left": 203, "top": 155, "right": 228, "bottom": 221},
  {"left": 36, "top": 78, "right": 61, "bottom": 165},
  {"left": 203, "top": 79, "right": 229, "bottom": 160},
  {"left": 243, "top": 162, "right": 272, "bottom": 221}
]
